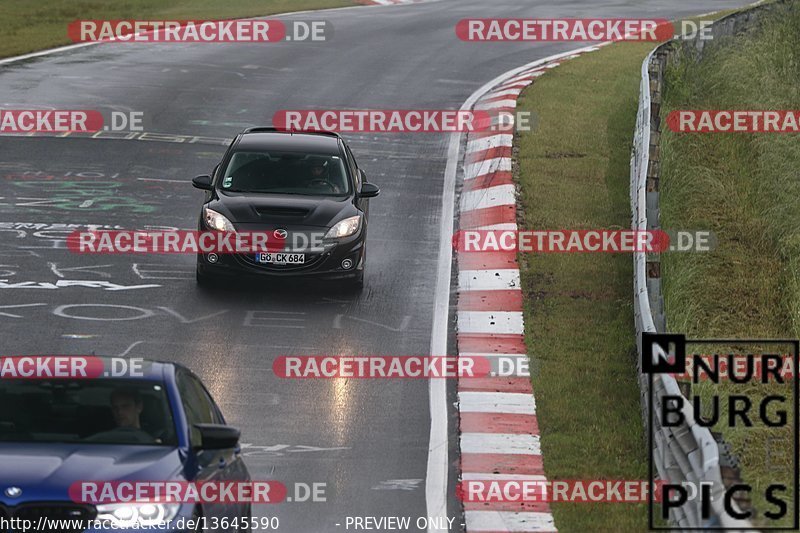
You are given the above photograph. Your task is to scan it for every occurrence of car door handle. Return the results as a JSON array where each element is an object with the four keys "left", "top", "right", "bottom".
[{"left": 218, "top": 457, "right": 227, "bottom": 469}]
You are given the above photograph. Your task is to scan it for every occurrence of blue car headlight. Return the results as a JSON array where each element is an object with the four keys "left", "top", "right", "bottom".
[{"left": 96, "top": 502, "right": 181, "bottom": 527}]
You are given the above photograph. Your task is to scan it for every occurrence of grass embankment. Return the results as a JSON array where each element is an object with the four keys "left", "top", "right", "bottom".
[
  {"left": 515, "top": 42, "right": 655, "bottom": 532},
  {"left": 660, "top": 3, "right": 800, "bottom": 527},
  {"left": 0, "top": 0, "right": 353, "bottom": 59}
]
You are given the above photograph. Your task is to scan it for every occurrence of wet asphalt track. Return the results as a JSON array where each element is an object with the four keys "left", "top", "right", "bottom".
[{"left": 0, "top": 0, "right": 751, "bottom": 530}]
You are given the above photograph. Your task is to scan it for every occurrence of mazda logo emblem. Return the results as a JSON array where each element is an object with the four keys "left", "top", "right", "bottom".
[
  {"left": 273, "top": 229, "right": 288, "bottom": 239},
  {"left": 5, "top": 487, "right": 22, "bottom": 498}
]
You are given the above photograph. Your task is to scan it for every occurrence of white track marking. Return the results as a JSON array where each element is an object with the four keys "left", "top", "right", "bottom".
[
  {"left": 461, "top": 473, "right": 548, "bottom": 481},
  {"left": 460, "top": 433, "right": 541, "bottom": 455},
  {"left": 485, "top": 88, "right": 525, "bottom": 99},
  {"left": 459, "top": 392, "right": 536, "bottom": 415},
  {"left": 460, "top": 184, "right": 516, "bottom": 211},
  {"left": 464, "top": 158, "right": 513, "bottom": 180},
  {"left": 467, "top": 134, "right": 514, "bottom": 153},
  {"left": 495, "top": 80, "right": 535, "bottom": 92},
  {"left": 476, "top": 99, "right": 518, "bottom": 110},
  {"left": 458, "top": 269, "right": 521, "bottom": 292},
  {"left": 117, "top": 340, "right": 144, "bottom": 357},
  {"left": 475, "top": 222, "right": 518, "bottom": 231},
  {"left": 457, "top": 311, "right": 524, "bottom": 335},
  {"left": 465, "top": 511, "right": 556, "bottom": 532}
]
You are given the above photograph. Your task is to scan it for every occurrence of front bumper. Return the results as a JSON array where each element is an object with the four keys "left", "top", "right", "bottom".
[{"left": 197, "top": 232, "right": 365, "bottom": 281}]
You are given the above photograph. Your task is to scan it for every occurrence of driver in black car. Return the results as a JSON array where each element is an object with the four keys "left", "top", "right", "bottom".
[{"left": 308, "top": 159, "right": 341, "bottom": 193}]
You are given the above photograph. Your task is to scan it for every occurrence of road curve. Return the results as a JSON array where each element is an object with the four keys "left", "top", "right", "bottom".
[{"left": 0, "top": 0, "right": 751, "bottom": 530}]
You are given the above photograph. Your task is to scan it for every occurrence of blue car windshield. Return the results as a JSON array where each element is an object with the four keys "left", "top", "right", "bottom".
[
  {"left": 0, "top": 379, "right": 177, "bottom": 446},
  {"left": 220, "top": 151, "right": 351, "bottom": 196}
]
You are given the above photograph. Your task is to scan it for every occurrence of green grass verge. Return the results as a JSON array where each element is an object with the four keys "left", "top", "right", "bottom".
[
  {"left": 515, "top": 41, "right": 655, "bottom": 532},
  {"left": 660, "top": 3, "right": 800, "bottom": 527},
  {"left": 0, "top": 0, "right": 354, "bottom": 59}
]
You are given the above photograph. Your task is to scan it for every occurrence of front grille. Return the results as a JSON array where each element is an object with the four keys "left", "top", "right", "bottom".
[{"left": 10, "top": 503, "right": 96, "bottom": 533}]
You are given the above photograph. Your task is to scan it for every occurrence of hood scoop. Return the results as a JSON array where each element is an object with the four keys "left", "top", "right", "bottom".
[{"left": 254, "top": 206, "right": 311, "bottom": 219}]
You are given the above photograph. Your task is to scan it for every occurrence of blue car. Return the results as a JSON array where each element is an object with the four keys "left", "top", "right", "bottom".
[{"left": 0, "top": 357, "right": 251, "bottom": 532}]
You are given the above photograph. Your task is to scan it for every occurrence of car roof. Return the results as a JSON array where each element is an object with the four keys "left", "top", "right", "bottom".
[{"left": 236, "top": 131, "right": 342, "bottom": 155}]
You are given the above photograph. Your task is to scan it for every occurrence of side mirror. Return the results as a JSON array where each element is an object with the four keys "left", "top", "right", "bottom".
[
  {"left": 359, "top": 182, "right": 380, "bottom": 198},
  {"left": 192, "top": 175, "right": 213, "bottom": 190},
  {"left": 194, "top": 423, "right": 240, "bottom": 450}
]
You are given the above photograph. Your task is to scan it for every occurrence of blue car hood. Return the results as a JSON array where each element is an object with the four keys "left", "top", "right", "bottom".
[{"left": 0, "top": 442, "right": 183, "bottom": 505}]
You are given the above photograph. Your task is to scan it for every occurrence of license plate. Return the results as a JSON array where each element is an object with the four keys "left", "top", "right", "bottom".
[{"left": 254, "top": 252, "right": 305, "bottom": 265}]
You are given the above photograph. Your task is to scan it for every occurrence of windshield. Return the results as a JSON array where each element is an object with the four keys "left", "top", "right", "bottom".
[
  {"left": 220, "top": 150, "right": 351, "bottom": 196},
  {"left": 0, "top": 379, "right": 177, "bottom": 446}
]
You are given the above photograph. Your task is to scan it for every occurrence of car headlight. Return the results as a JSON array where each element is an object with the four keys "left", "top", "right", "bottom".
[
  {"left": 96, "top": 503, "right": 181, "bottom": 527},
  {"left": 203, "top": 207, "right": 236, "bottom": 232},
  {"left": 325, "top": 215, "right": 361, "bottom": 239}
]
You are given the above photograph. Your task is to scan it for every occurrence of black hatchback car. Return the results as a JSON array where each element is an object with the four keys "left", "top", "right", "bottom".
[{"left": 192, "top": 128, "right": 379, "bottom": 290}]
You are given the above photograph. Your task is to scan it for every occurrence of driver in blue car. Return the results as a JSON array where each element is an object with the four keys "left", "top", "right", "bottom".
[
  {"left": 111, "top": 387, "right": 144, "bottom": 430},
  {"left": 87, "top": 387, "right": 157, "bottom": 444}
]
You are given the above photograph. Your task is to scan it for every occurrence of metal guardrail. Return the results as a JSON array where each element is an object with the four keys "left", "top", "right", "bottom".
[{"left": 630, "top": 1, "right": 790, "bottom": 529}]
